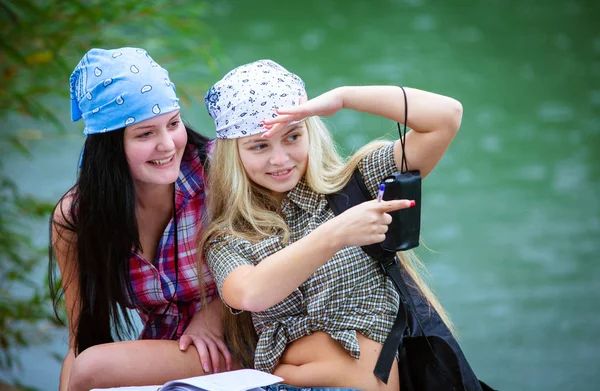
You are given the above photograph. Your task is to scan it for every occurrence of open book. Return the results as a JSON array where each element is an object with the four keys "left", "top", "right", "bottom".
[{"left": 91, "top": 369, "right": 283, "bottom": 391}]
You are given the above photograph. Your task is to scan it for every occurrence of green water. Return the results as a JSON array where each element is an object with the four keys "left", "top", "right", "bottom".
[{"left": 4, "top": 0, "right": 599, "bottom": 390}]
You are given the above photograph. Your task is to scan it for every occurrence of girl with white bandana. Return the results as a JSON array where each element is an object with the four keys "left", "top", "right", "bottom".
[
  {"left": 50, "top": 48, "right": 239, "bottom": 391},
  {"left": 200, "top": 59, "right": 463, "bottom": 391}
]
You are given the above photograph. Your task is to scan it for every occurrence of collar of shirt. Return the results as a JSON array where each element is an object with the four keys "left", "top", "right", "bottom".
[{"left": 281, "top": 176, "right": 328, "bottom": 215}]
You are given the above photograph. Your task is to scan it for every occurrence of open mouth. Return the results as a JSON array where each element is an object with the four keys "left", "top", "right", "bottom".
[
  {"left": 148, "top": 156, "right": 174, "bottom": 166},
  {"left": 269, "top": 168, "right": 294, "bottom": 177}
]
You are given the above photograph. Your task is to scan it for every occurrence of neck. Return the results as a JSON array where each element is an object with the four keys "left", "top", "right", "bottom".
[
  {"left": 272, "top": 192, "right": 286, "bottom": 204},
  {"left": 135, "top": 182, "right": 175, "bottom": 210}
]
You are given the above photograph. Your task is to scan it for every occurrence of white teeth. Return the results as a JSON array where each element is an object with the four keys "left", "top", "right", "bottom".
[
  {"left": 149, "top": 156, "right": 173, "bottom": 165},
  {"left": 271, "top": 169, "right": 291, "bottom": 176}
]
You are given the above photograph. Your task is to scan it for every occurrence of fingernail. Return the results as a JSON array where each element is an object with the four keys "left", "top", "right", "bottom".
[
  {"left": 203, "top": 363, "right": 210, "bottom": 373},
  {"left": 409, "top": 200, "right": 416, "bottom": 207}
]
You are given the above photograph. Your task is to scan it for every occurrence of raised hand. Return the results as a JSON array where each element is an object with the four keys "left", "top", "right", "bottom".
[{"left": 261, "top": 87, "right": 345, "bottom": 138}]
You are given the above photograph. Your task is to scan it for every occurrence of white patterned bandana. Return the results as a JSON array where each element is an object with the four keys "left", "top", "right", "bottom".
[
  {"left": 205, "top": 59, "right": 306, "bottom": 139},
  {"left": 70, "top": 47, "right": 180, "bottom": 135}
]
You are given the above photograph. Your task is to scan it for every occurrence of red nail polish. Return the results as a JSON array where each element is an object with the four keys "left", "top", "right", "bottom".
[{"left": 409, "top": 200, "right": 416, "bottom": 207}]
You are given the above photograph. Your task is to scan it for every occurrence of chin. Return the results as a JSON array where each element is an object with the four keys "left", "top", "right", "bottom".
[
  {"left": 151, "top": 171, "right": 180, "bottom": 185},
  {"left": 273, "top": 183, "right": 298, "bottom": 194}
]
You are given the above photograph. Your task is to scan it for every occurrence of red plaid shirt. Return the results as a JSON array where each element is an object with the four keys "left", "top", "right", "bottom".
[{"left": 126, "top": 145, "right": 217, "bottom": 340}]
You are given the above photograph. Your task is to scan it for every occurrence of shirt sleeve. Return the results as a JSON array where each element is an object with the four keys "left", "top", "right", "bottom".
[
  {"left": 205, "top": 233, "right": 255, "bottom": 313},
  {"left": 357, "top": 142, "right": 398, "bottom": 198}
]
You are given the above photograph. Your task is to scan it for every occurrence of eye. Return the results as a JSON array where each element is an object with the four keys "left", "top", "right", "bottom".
[
  {"left": 169, "top": 119, "right": 181, "bottom": 128},
  {"left": 137, "top": 131, "right": 152, "bottom": 139},
  {"left": 287, "top": 133, "right": 300, "bottom": 142},
  {"left": 250, "top": 143, "right": 268, "bottom": 151}
]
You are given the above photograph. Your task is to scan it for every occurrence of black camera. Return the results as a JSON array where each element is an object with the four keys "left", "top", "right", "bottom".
[{"left": 380, "top": 170, "right": 421, "bottom": 252}]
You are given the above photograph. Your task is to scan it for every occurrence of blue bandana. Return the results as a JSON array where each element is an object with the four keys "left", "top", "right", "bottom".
[{"left": 70, "top": 47, "right": 180, "bottom": 135}]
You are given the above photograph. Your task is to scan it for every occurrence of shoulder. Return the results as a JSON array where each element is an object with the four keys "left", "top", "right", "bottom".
[
  {"left": 204, "top": 232, "right": 253, "bottom": 291},
  {"left": 206, "top": 231, "right": 249, "bottom": 258},
  {"left": 51, "top": 188, "right": 78, "bottom": 271},
  {"left": 52, "top": 187, "right": 77, "bottom": 229},
  {"left": 357, "top": 141, "right": 398, "bottom": 198},
  {"left": 206, "top": 231, "right": 284, "bottom": 278},
  {"left": 206, "top": 230, "right": 283, "bottom": 270},
  {"left": 358, "top": 141, "right": 396, "bottom": 172}
]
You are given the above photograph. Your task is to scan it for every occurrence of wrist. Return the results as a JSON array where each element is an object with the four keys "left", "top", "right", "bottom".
[
  {"left": 316, "top": 218, "right": 345, "bottom": 254},
  {"left": 337, "top": 86, "right": 350, "bottom": 110}
]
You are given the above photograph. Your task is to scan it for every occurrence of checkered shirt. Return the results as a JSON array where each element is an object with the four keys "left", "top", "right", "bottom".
[
  {"left": 126, "top": 145, "right": 217, "bottom": 340},
  {"left": 207, "top": 142, "right": 401, "bottom": 373}
]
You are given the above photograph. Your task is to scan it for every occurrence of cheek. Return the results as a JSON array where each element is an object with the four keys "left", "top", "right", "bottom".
[
  {"left": 124, "top": 144, "right": 149, "bottom": 167},
  {"left": 239, "top": 151, "right": 270, "bottom": 181},
  {"left": 239, "top": 150, "right": 257, "bottom": 173},
  {"left": 174, "top": 127, "right": 188, "bottom": 148},
  {"left": 294, "top": 141, "right": 310, "bottom": 163},
  {"left": 124, "top": 141, "right": 139, "bottom": 165}
]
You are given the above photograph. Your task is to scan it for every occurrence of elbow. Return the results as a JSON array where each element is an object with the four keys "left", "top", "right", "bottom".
[
  {"left": 67, "top": 346, "right": 105, "bottom": 391},
  {"left": 447, "top": 98, "right": 463, "bottom": 134},
  {"left": 225, "top": 284, "right": 271, "bottom": 313}
]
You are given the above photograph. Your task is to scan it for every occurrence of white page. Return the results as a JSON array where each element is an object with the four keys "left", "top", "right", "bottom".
[{"left": 162, "top": 369, "right": 283, "bottom": 391}]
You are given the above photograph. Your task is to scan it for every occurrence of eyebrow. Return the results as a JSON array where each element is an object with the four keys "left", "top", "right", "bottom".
[
  {"left": 241, "top": 126, "right": 299, "bottom": 146},
  {"left": 130, "top": 113, "right": 180, "bottom": 131},
  {"left": 241, "top": 137, "right": 265, "bottom": 146}
]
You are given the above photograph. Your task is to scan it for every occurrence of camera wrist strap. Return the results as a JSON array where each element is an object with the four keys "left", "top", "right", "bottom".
[{"left": 397, "top": 86, "right": 409, "bottom": 174}]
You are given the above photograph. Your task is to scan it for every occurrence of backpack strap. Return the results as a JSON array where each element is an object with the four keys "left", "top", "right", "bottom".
[
  {"left": 374, "top": 255, "right": 436, "bottom": 383},
  {"left": 327, "top": 169, "right": 409, "bottom": 384},
  {"left": 326, "top": 169, "right": 397, "bottom": 262},
  {"left": 327, "top": 170, "right": 495, "bottom": 390}
]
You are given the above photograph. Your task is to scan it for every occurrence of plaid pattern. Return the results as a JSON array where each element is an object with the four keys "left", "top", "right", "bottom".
[
  {"left": 207, "top": 143, "right": 401, "bottom": 373},
  {"left": 127, "top": 145, "right": 217, "bottom": 340}
]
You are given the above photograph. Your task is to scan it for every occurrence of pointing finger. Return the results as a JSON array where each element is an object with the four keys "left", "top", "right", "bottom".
[{"left": 378, "top": 199, "right": 415, "bottom": 212}]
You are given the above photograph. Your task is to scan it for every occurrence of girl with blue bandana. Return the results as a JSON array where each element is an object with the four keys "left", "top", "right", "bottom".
[
  {"left": 49, "top": 48, "right": 238, "bottom": 391},
  {"left": 200, "top": 60, "right": 463, "bottom": 391}
]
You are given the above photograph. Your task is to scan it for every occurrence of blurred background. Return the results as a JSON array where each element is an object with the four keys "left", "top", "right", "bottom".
[{"left": 1, "top": 0, "right": 598, "bottom": 390}]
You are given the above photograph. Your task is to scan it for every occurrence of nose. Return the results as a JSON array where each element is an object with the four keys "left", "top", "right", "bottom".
[
  {"left": 156, "top": 129, "right": 175, "bottom": 152},
  {"left": 269, "top": 145, "right": 289, "bottom": 166}
]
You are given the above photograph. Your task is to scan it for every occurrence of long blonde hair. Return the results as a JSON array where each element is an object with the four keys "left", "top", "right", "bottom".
[{"left": 200, "top": 116, "right": 454, "bottom": 366}]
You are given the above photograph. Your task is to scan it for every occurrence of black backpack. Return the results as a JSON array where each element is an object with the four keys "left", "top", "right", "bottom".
[{"left": 326, "top": 169, "right": 495, "bottom": 391}]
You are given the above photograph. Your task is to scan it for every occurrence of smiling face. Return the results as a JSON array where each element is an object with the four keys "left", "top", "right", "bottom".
[
  {"left": 123, "top": 111, "right": 187, "bottom": 188},
  {"left": 237, "top": 122, "right": 309, "bottom": 201}
]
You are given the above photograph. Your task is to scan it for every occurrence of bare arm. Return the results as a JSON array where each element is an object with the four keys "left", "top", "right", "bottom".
[
  {"left": 264, "top": 85, "right": 463, "bottom": 179},
  {"left": 67, "top": 339, "right": 239, "bottom": 391},
  {"left": 338, "top": 86, "right": 462, "bottom": 178},
  {"left": 51, "top": 195, "right": 81, "bottom": 391},
  {"left": 220, "top": 199, "right": 413, "bottom": 312},
  {"left": 59, "top": 350, "right": 75, "bottom": 391}
]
